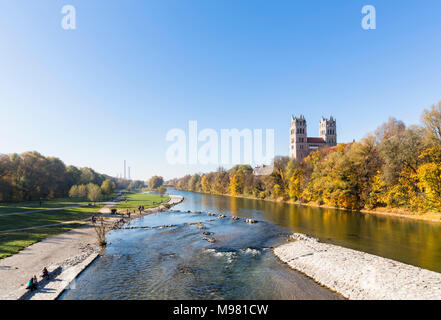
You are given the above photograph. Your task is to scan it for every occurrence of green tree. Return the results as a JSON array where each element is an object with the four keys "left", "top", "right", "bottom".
[
  {"left": 77, "top": 184, "right": 87, "bottom": 198},
  {"left": 69, "top": 185, "right": 79, "bottom": 198},
  {"left": 101, "top": 179, "right": 115, "bottom": 195},
  {"left": 148, "top": 176, "right": 164, "bottom": 190},
  {"left": 87, "top": 183, "right": 102, "bottom": 203},
  {"left": 158, "top": 186, "right": 167, "bottom": 197},
  {"left": 128, "top": 180, "right": 145, "bottom": 191}
]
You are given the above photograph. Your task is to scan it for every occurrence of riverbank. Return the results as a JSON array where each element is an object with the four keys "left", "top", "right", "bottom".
[
  {"left": 274, "top": 233, "right": 441, "bottom": 300},
  {"left": 174, "top": 189, "right": 441, "bottom": 224},
  {"left": 295, "top": 201, "right": 441, "bottom": 224},
  {"left": 0, "top": 195, "right": 184, "bottom": 300}
]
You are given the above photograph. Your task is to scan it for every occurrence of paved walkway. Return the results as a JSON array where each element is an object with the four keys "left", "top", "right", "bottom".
[{"left": 0, "top": 225, "right": 98, "bottom": 299}]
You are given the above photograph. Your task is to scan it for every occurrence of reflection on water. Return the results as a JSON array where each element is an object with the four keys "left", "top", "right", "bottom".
[
  {"left": 60, "top": 190, "right": 441, "bottom": 300},
  {"left": 176, "top": 190, "right": 441, "bottom": 272}
]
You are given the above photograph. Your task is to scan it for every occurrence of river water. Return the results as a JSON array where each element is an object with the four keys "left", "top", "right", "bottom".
[{"left": 60, "top": 190, "right": 441, "bottom": 300}]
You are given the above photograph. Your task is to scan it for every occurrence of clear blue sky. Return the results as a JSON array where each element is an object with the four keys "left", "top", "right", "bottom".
[{"left": 1, "top": 1, "right": 441, "bottom": 180}]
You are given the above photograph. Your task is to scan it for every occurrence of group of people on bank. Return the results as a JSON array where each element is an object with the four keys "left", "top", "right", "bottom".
[{"left": 26, "top": 267, "right": 50, "bottom": 292}]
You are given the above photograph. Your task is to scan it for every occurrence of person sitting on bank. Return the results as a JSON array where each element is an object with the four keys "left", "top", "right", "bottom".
[
  {"left": 41, "top": 267, "right": 49, "bottom": 280},
  {"left": 26, "top": 276, "right": 37, "bottom": 291}
]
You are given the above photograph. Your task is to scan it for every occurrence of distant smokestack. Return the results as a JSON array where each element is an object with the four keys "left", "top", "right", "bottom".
[
  {"left": 128, "top": 167, "right": 131, "bottom": 180},
  {"left": 124, "top": 160, "right": 126, "bottom": 180}
]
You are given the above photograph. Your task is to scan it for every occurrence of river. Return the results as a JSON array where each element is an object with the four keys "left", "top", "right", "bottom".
[{"left": 60, "top": 190, "right": 441, "bottom": 300}]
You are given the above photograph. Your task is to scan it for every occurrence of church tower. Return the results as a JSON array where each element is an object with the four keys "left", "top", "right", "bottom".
[
  {"left": 319, "top": 116, "right": 337, "bottom": 146},
  {"left": 290, "top": 115, "right": 308, "bottom": 160}
]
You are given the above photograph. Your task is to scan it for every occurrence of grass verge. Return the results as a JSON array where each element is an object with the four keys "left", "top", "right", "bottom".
[
  {"left": 113, "top": 192, "right": 169, "bottom": 210},
  {"left": 0, "top": 223, "right": 84, "bottom": 259}
]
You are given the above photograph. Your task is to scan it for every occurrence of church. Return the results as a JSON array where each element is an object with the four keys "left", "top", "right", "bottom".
[{"left": 290, "top": 115, "right": 337, "bottom": 161}]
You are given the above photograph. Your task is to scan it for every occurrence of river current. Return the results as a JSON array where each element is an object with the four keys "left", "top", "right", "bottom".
[{"left": 60, "top": 190, "right": 441, "bottom": 300}]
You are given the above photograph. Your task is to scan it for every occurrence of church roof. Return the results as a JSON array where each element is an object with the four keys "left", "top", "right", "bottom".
[{"left": 307, "top": 137, "right": 326, "bottom": 144}]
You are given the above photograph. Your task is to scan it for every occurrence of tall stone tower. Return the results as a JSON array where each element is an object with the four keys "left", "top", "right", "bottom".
[
  {"left": 319, "top": 116, "right": 337, "bottom": 146},
  {"left": 290, "top": 115, "right": 308, "bottom": 160}
]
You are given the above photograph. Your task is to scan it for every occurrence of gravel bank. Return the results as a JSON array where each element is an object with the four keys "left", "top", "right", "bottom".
[{"left": 274, "top": 233, "right": 441, "bottom": 300}]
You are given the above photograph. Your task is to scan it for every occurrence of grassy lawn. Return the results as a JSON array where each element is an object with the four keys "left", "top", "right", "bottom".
[
  {"left": 0, "top": 194, "right": 116, "bottom": 215},
  {"left": 0, "top": 193, "right": 166, "bottom": 260},
  {"left": 0, "top": 205, "right": 102, "bottom": 259},
  {"left": 0, "top": 224, "right": 84, "bottom": 260},
  {"left": 0, "top": 205, "right": 102, "bottom": 232},
  {"left": 113, "top": 192, "right": 169, "bottom": 210},
  {"left": 0, "top": 197, "right": 89, "bottom": 214}
]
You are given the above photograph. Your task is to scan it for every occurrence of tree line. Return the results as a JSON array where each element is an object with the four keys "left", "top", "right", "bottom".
[
  {"left": 144, "top": 175, "right": 166, "bottom": 195},
  {"left": 68, "top": 180, "right": 115, "bottom": 203},
  {"left": 0, "top": 151, "right": 133, "bottom": 202},
  {"left": 170, "top": 102, "right": 441, "bottom": 212}
]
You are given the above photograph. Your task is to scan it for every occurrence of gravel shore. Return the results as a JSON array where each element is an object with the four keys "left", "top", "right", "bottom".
[{"left": 274, "top": 233, "right": 441, "bottom": 300}]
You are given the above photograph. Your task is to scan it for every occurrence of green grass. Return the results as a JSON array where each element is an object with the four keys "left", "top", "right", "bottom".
[
  {"left": 0, "top": 197, "right": 90, "bottom": 214},
  {"left": 0, "top": 205, "right": 103, "bottom": 259},
  {"left": 0, "top": 205, "right": 102, "bottom": 232},
  {"left": 0, "top": 194, "right": 116, "bottom": 215},
  {"left": 0, "top": 192, "right": 167, "bottom": 260},
  {"left": 0, "top": 224, "right": 84, "bottom": 259},
  {"left": 113, "top": 192, "right": 169, "bottom": 210}
]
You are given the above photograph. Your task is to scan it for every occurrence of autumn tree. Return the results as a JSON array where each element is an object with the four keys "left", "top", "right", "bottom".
[
  {"left": 422, "top": 101, "right": 441, "bottom": 147},
  {"left": 169, "top": 101, "right": 441, "bottom": 212},
  {"left": 69, "top": 185, "right": 79, "bottom": 198},
  {"left": 101, "top": 179, "right": 115, "bottom": 195},
  {"left": 87, "top": 183, "right": 102, "bottom": 203},
  {"left": 230, "top": 173, "right": 244, "bottom": 195},
  {"left": 77, "top": 184, "right": 87, "bottom": 198},
  {"left": 188, "top": 174, "right": 202, "bottom": 192},
  {"left": 148, "top": 176, "right": 164, "bottom": 190}
]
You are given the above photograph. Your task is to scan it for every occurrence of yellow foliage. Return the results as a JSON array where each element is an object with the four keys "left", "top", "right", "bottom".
[
  {"left": 201, "top": 175, "right": 211, "bottom": 193},
  {"left": 229, "top": 173, "right": 244, "bottom": 195},
  {"left": 367, "top": 171, "right": 387, "bottom": 208},
  {"left": 417, "top": 163, "right": 441, "bottom": 209}
]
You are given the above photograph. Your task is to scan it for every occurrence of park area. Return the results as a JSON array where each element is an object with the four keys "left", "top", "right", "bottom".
[
  {"left": 0, "top": 192, "right": 169, "bottom": 259},
  {"left": 0, "top": 198, "right": 92, "bottom": 215},
  {"left": 113, "top": 192, "right": 170, "bottom": 211}
]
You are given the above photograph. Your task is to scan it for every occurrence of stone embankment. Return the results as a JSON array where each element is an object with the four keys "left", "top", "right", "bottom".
[{"left": 274, "top": 233, "right": 441, "bottom": 300}]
